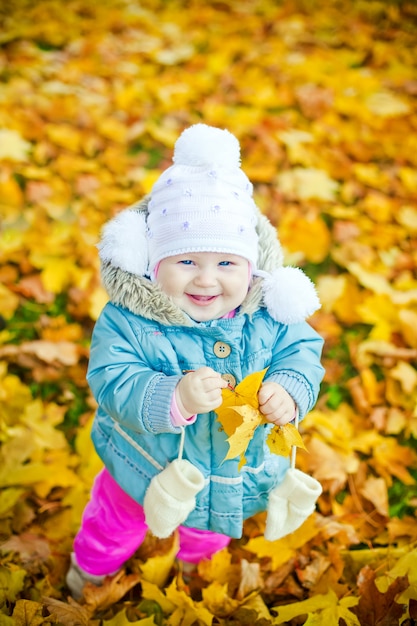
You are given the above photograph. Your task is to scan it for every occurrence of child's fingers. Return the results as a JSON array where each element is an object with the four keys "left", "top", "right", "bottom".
[
  {"left": 190, "top": 368, "right": 227, "bottom": 389},
  {"left": 259, "top": 382, "right": 296, "bottom": 425}
]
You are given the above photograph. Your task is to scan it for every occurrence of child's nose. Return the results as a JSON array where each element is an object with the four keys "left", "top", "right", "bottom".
[{"left": 194, "top": 268, "right": 217, "bottom": 286}]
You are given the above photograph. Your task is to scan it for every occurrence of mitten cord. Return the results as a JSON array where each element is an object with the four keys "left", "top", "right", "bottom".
[
  {"left": 290, "top": 410, "right": 299, "bottom": 470},
  {"left": 178, "top": 426, "right": 185, "bottom": 460}
]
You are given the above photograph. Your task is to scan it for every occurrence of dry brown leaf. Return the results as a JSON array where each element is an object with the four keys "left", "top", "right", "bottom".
[
  {"left": 0, "top": 340, "right": 79, "bottom": 366},
  {"left": 353, "top": 565, "right": 409, "bottom": 626},
  {"left": 43, "top": 596, "right": 91, "bottom": 626},
  {"left": 237, "top": 560, "right": 262, "bottom": 600},
  {"left": 1, "top": 533, "right": 50, "bottom": 563},
  {"left": 358, "top": 476, "right": 389, "bottom": 517},
  {"left": 83, "top": 570, "right": 141, "bottom": 612}
]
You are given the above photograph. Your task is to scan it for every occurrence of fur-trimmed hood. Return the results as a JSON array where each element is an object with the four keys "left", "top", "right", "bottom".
[{"left": 98, "top": 197, "right": 320, "bottom": 326}]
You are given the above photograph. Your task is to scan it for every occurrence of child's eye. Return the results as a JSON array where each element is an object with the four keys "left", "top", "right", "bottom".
[
  {"left": 179, "top": 259, "right": 194, "bottom": 265},
  {"left": 219, "top": 260, "right": 232, "bottom": 267}
]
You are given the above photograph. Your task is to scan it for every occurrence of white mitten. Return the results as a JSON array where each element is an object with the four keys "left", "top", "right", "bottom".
[
  {"left": 144, "top": 459, "right": 205, "bottom": 539},
  {"left": 264, "top": 468, "right": 322, "bottom": 542}
]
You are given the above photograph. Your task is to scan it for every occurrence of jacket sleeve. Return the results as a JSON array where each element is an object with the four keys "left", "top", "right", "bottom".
[
  {"left": 87, "top": 303, "right": 181, "bottom": 435},
  {"left": 265, "top": 321, "right": 325, "bottom": 419}
]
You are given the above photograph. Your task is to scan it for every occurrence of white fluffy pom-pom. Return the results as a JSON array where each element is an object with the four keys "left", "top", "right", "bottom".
[
  {"left": 173, "top": 123, "right": 241, "bottom": 167},
  {"left": 98, "top": 209, "right": 148, "bottom": 276},
  {"left": 262, "top": 267, "right": 321, "bottom": 324}
]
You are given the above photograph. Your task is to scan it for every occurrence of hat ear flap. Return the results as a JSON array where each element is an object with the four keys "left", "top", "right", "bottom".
[
  {"left": 262, "top": 267, "right": 321, "bottom": 324},
  {"left": 98, "top": 209, "right": 148, "bottom": 276}
]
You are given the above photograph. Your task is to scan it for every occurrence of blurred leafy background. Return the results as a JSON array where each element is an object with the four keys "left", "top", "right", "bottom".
[{"left": 1, "top": 0, "right": 417, "bottom": 623}]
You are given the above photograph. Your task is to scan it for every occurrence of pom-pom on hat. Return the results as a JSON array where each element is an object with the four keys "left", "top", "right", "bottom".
[{"left": 146, "top": 124, "right": 259, "bottom": 274}]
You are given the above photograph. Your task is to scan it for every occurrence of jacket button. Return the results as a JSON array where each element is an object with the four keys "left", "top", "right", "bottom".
[
  {"left": 221, "top": 373, "right": 236, "bottom": 388},
  {"left": 213, "top": 341, "right": 231, "bottom": 358}
]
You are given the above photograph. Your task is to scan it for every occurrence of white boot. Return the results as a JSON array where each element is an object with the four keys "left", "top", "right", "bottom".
[
  {"left": 265, "top": 468, "right": 322, "bottom": 541},
  {"left": 144, "top": 459, "right": 205, "bottom": 539},
  {"left": 66, "top": 552, "right": 107, "bottom": 600}
]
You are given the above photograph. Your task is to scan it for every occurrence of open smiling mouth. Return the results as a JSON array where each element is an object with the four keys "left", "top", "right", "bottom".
[{"left": 187, "top": 294, "right": 218, "bottom": 304}]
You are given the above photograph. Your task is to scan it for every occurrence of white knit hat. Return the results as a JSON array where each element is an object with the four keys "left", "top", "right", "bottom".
[
  {"left": 98, "top": 124, "right": 322, "bottom": 325},
  {"left": 146, "top": 124, "right": 259, "bottom": 274}
]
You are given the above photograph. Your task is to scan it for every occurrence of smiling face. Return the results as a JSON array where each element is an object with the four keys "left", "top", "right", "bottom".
[{"left": 156, "top": 252, "right": 251, "bottom": 321}]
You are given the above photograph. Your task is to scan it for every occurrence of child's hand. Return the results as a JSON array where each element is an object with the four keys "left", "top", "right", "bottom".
[
  {"left": 176, "top": 367, "right": 227, "bottom": 418},
  {"left": 258, "top": 382, "right": 296, "bottom": 426}
]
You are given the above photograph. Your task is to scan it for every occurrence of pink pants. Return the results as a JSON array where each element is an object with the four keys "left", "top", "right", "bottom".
[{"left": 74, "top": 468, "right": 231, "bottom": 576}]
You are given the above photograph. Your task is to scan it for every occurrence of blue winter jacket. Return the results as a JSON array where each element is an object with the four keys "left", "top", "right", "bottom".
[
  {"left": 88, "top": 300, "right": 324, "bottom": 538},
  {"left": 88, "top": 200, "right": 325, "bottom": 538}
]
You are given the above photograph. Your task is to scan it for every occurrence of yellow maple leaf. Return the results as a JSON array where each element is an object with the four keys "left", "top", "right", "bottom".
[
  {"left": 272, "top": 588, "right": 360, "bottom": 625},
  {"left": 245, "top": 514, "right": 322, "bottom": 569},
  {"left": 165, "top": 579, "right": 213, "bottom": 626},
  {"left": 267, "top": 423, "right": 307, "bottom": 457},
  {"left": 216, "top": 369, "right": 306, "bottom": 465},
  {"left": 216, "top": 369, "right": 267, "bottom": 467},
  {"left": 224, "top": 405, "right": 263, "bottom": 469},
  {"left": 198, "top": 549, "right": 234, "bottom": 585},
  {"left": 140, "top": 579, "right": 176, "bottom": 614},
  {"left": 202, "top": 581, "right": 241, "bottom": 617},
  {"left": 219, "top": 368, "right": 268, "bottom": 413},
  {"left": 0, "top": 566, "right": 26, "bottom": 604},
  {"left": 140, "top": 532, "right": 179, "bottom": 588}
]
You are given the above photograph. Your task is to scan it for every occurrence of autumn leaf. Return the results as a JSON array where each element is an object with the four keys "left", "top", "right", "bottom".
[
  {"left": 1, "top": 533, "right": 50, "bottom": 563},
  {"left": 216, "top": 369, "right": 306, "bottom": 466},
  {"left": 82, "top": 570, "right": 141, "bottom": 613},
  {"left": 216, "top": 369, "right": 267, "bottom": 466},
  {"left": 245, "top": 514, "right": 322, "bottom": 570},
  {"left": 0, "top": 340, "right": 80, "bottom": 367},
  {"left": 202, "top": 581, "right": 241, "bottom": 617},
  {"left": 237, "top": 559, "right": 263, "bottom": 600},
  {"left": 197, "top": 548, "right": 235, "bottom": 586},
  {"left": 43, "top": 596, "right": 91, "bottom": 626},
  {"left": 0, "top": 565, "right": 26, "bottom": 604},
  {"left": 139, "top": 531, "right": 179, "bottom": 588},
  {"left": 359, "top": 476, "right": 389, "bottom": 517},
  {"left": 267, "top": 422, "right": 307, "bottom": 457},
  {"left": 365, "top": 91, "right": 410, "bottom": 117},
  {"left": 0, "top": 129, "right": 31, "bottom": 161},
  {"left": 277, "top": 167, "right": 340, "bottom": 202},
  {"left": 140, "top": 579, "right": 176, "bottom": 614},
  {"left": 165, "top": 579, "right": 213, "bottom": 626},
  {"left": 272, "top": 588, "right": 360, "bottom": 625},
  {"left": 0, "top": 283, "right": 19, "bottom": 319},
  {"left": 223, "top": 405, "right": 263, "bottom": 467},
  {"left": 1, "top": 0, "right": 417, "bottom": 621},
  {"left": 219, "top": 368, "right": 268, "bottom": 414},
  {"left": 11, "top": 599, "right": 46, "bottom": 626},
  {"left": 375, "top": 546, "right": 417, "bottom": 604},
  {"left": 103, "top": 610, "right": 156, "bottom": 625},
  {"left": 353, "top": 565, "right": 409, "bottom": 626}
]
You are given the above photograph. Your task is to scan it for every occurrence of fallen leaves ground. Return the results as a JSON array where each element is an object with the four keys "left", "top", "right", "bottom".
[{"left": 1, "top": 0, "right": 417, "bottom": 624}]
